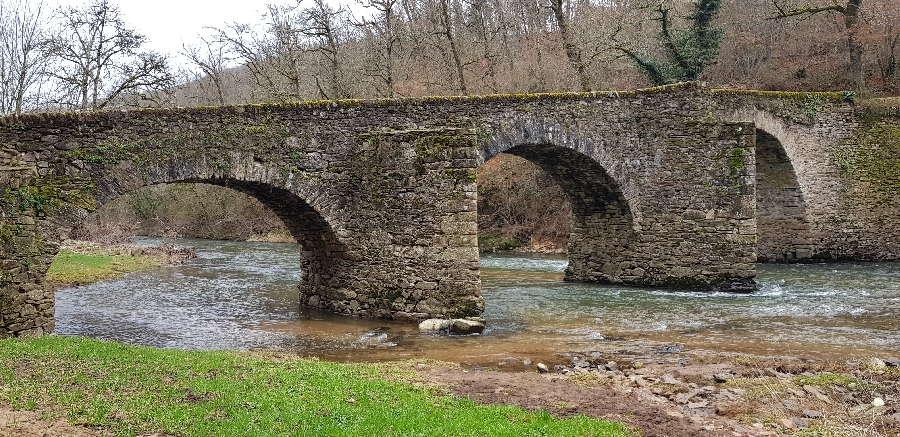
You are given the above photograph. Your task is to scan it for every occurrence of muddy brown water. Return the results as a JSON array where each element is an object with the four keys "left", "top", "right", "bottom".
[{"left": 55, "top": 238, "right": 900, "bottom": 367}]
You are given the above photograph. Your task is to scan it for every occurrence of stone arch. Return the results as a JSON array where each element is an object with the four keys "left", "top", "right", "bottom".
[
  {"left": 79, "top": 155, "right": 355, "bottom": 312},
  {"left": 754, "top": 129, "right": 814, "bottom": 262},
  {"left": 724, "top": 108, "right": 815, "bottom": 262},
  {"left": 498, "top": 144, "right": 638, "bottom": 283},
  {"left": 480, "top": 117, "right": 639, "bottom": 284}
]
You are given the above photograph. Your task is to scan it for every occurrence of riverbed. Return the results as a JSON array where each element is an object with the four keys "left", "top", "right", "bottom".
[{"left": 55, "top": 238, "right": 900, "bottom": 366}]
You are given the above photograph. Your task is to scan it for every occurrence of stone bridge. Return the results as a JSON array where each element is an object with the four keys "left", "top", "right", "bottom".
[{"left": 1, "top": 83, "right": 898, "bottom": 337}]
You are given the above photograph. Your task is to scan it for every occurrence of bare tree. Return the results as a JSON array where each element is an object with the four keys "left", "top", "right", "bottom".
[
  {"left": 215, "top": 4, "right": 313, "bottom": 102},
  {"left": 548, "top": 0, "right": 591, "bottom": 91},
  {"left": 181, "top": 35, "right": 232, "bottom": 106},
  {"left": 463, "top": 0, "right": 501, "bottom": 92},
  {"left": 771, "top": 0, "right": 864, "bottom": 92},
  {"left": 300, "top": 0, "right": 351, "bottom": 99},
  {"left": 437, "top": 0, "right": 468, "bottom": 94},
  {"left": 47, "top": 0, "right": 172, "bottom": 110},
  {"left": 0, "top": 0, "right": 50, "bottom": 115},
  {"left": 356, "top": 0, "right": 403, "bottom": 97}
]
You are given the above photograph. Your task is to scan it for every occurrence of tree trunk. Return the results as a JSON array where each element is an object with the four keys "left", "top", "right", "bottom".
[
  {"left": 440, "top": 0, "right": 467, "bottom": 95},
  {"left": 845, "top": 0, "right": 864, "bottom": 93},
  {"left": 549, "top": 0, "right": 591, "bottom": 92}
]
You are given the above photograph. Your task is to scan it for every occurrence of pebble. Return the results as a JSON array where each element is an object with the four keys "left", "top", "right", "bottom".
[
  {"left": 791, "top": 417, "right": 808, "bottom": 429},
  {"left": 605, "top": 361, "right": 619, "bottom": 371},
  {"left": 536, "top": 363, "right": 549, "bottom": 373},
  {"left": 713, "top": 372, "right": 733, "bottom": 383},
  {"left": 674, "top": 389, "right": 702, "bottom": 404},
  {"left": 572, "top": 358, "right": 591, "bottom": 368},
  {"left": 871, "top": 405, "right": 888, "bottom": 415},
  {"left": 787, "top": 387, "right": 806, "bottom": 398},
  {"left": 873, "top": 397, "right": 885, "bottom": 407},
  {"left": 775, "top": 418, "right": 795, "bottom": 429},
  {"left": 867, "top": 357, "right": 887, "bottom": 369},
  {"left": 651, "top": 344, "right": 685, "bottom": 354},
  {"left": 802, "top": 409, "right": 822, "bottom": 419},
  {"left": 661, "top": 374, "right": 686, "bottom": 386},
  {"left": 802, "top": 385, "right": 832, "bottom": 404},
  {"left": 849, "top": 404, "right": 872, "bottom": 417},
  {"left": 523, "top": 359, "right": 532, "bottom": 366}
]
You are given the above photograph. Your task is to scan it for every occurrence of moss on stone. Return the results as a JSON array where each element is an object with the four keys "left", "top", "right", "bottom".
[{"left": 837, "top": 121, "right": 900, "bottom": 195}]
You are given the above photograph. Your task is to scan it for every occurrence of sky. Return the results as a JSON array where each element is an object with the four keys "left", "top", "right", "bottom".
[{"left": 45, "top": 0, "right": 361, "bottom": 60}]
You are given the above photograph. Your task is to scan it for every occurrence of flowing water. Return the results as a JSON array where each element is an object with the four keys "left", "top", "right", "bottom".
[{"left": 56, "top": 238, "right": 900, "bottom": 366}]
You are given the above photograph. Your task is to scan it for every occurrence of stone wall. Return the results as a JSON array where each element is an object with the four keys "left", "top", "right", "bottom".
[{"left": 2, "top": 83, "right": 764, "bottom": 337}]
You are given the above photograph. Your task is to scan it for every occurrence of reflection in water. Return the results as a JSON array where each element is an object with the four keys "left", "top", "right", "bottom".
[{"left": 56, "top": 239, "right": 900, "bottom": 365}]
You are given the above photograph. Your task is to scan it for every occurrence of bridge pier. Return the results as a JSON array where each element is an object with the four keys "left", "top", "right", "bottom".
[{"left": 290, "top": 130, "right": 485, "bottom": 321}]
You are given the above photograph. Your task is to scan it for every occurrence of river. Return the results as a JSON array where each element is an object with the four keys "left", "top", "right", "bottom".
[{"left": 55, "top": 238, "right": 900, "bottom": 366}]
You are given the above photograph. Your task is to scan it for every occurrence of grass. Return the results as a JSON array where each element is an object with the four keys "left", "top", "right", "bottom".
[
  {"left": 0, "top": 337, "right": 632, "bottom": 437},
  {"left": 45, "top": 249, "right": 167, "bottom": 284}
]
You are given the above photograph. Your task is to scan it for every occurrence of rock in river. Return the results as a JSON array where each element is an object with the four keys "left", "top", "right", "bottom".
[
  {"left": 449, "top": 318, "right": 485, "bottom": 335},
  {"left": 419, "top": 319, "right": 452, "bottom": 332},
  {"left": 419, "top": 318, "right": 485, "bottom": 335}
]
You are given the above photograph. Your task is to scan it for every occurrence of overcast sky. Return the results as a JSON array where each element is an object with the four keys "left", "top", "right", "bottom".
[{"left": 45, "top": 0, "right": 360, "bottom": 60}]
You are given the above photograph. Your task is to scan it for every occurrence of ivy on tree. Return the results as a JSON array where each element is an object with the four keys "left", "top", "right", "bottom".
[{"left": 618, "top": 0, "right": 723, "bottom": 86}]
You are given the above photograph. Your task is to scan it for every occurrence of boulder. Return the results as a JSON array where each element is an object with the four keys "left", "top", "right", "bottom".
[
  {"left": 449, "top": 318, "right": 485, "bottom": 335},
  {"left": 418, "top": 319, "right": 451, "bottom": 332}
]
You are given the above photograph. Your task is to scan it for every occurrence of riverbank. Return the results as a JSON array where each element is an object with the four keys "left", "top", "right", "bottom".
[
  {"left": 45, "top": 239, "right": 196, "bottom": 287},
  {"left": 1, "top": 337, "right": 897, "bottom": 437}
]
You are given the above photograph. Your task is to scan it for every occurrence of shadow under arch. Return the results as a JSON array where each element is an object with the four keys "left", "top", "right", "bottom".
[
  {"left": 754, "top": 129, "right": 814, "bottom": 262},
  {"left": 175, "top": 179, "right": 348, "bottom": 296},
  {"left": 489, "top": 143, "right": 638, "bottom": 284}
]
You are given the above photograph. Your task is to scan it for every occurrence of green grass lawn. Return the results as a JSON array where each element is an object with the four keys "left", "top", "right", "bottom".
[
  {"left": 0, "top": 337, "right": 632, "bottom": 437},
  {"left": 45, "top": 248, "right": 167, "bottom": 285}
]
